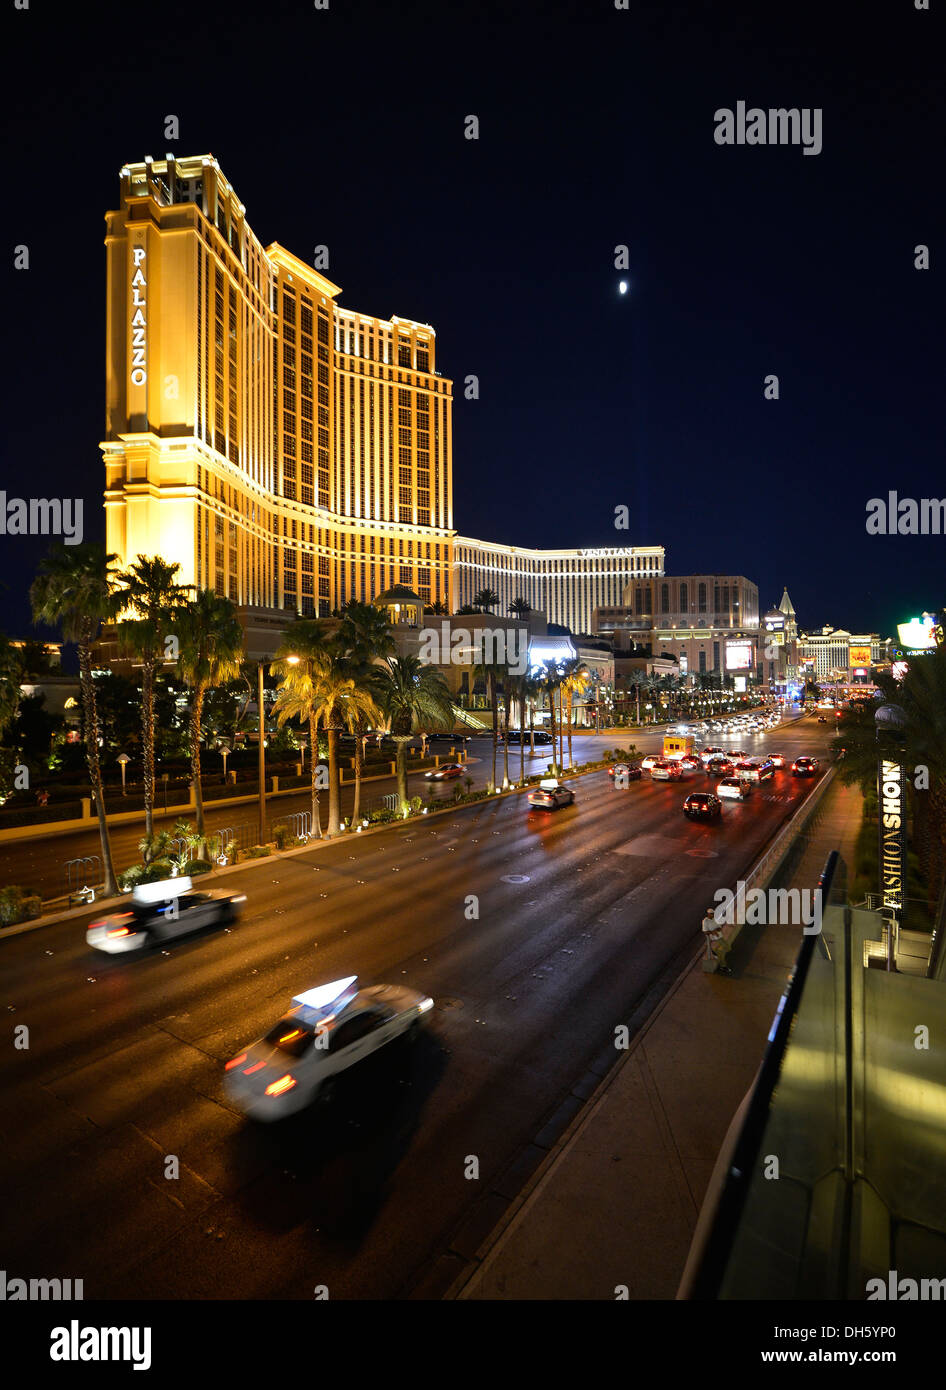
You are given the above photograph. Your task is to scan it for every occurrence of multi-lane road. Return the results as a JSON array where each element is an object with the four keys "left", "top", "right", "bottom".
[{"left": 0, "top": 712, "right": 833, "bottom": 1299}]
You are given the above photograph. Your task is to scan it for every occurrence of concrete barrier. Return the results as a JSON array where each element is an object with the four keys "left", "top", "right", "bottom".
[{"left": 706, "top": 764, "right": 838, "bottom": 971}]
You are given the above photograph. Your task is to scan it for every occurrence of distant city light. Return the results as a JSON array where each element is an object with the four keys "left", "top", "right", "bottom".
[{"left": 618, "top": 280, "right": 628, "bottom": 294}]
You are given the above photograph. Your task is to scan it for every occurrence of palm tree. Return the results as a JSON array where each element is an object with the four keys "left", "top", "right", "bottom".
[
  {"left": 30, "top": 544, "right": 121, "bottom": 896},
  {"left": 560, "top": 658, "right": 590, "bottom": 768},
  {"left": 300, "top": 650, "right": 380, "bottom": 835},
  {"left": 473, "top": 587, "right": 500, "bottom": 614},
  {"left": 372, "top": 655, "right": 454, "bottom": 813},
  {"left": 0, "top": 633, "right": 21, "bottom": 740},
  {"left": 508, "top": 597, "right": 531, "bottom": 620},
  {"left": 474, "top": 645, "right": 505, "bottom": 791},
  {"left": 424, "top": 599, "right": 449, "bottom": 615},
  {"left": 337, "top": 601, "right": 395, "bottom": 824},
  {"left": 115, "top": 555, "right": 191, "bottom": 839},
  {"left": 174, "top": 590, "right": 244, "bottom": 837},
  {"left": 271, "top": 618, "right": 333, "bottom": 840},
  {"left": 541, "top": 659, "right": 563, "bottom": 777}
]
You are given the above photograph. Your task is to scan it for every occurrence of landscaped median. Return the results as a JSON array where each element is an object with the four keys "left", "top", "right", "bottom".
[{"left": 0, "top": 747, "right": 638, "bottom": 939}]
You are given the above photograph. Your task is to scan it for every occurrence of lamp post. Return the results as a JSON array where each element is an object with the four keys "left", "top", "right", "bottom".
[
  {"left": 117, "top": 753, "right": 129, "bottom": 796},
  {"left": 220, "top": 741, "right": 230, "bottom": 783}
]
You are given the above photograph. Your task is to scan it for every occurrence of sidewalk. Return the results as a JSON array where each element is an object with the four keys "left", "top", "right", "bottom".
[{"left": 446, "top": 773, "right": 865, "bottom": 1300}]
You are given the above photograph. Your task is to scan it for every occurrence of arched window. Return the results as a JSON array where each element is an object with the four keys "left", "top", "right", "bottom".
[
  {"left": 698, "top": 583, "right": 707, "bottom": 613},
  {"left": 679, "top": 582, "right": 688, "bottom": 612},
  {"left": 661, "top": 583, "right": 670, "bottom": 614}
]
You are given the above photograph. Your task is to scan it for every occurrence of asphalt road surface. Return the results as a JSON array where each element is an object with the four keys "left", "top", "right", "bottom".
[
  {"left": 1, "top": 731, "right": 642, "bottom": 902},
  {"left": 0, "top": 713, "right": 833, "bottom": 1299}
]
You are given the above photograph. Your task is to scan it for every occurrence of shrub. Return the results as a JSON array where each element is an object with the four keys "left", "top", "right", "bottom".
[
  {"left": 273, "top": 824, "right": 294, "bottom": 851},
  {"left": 367, "top": 807, "right": 397, "bottom": 824},
  {"left": 243, "top": 845, "right": 272, "bottom": 859},
  {"left": 119, "top": 859, "right": 175, "bottom": 891},
  {"left": 0, "top": 887, "right": 24, "bottom": 927},
  {"left": 21, "top": 894, "right": 42, "bottom": 920},
  {"left": 181, "top": 858, "right": 212, "bottom": 876},
  {"left": 410, "top": 795, "right": 422, "bottom": 814}
]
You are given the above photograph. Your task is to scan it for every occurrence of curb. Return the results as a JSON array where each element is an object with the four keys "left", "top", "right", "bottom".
[{"left": 0, "top": 757, "right": 624, "bottom": 941}]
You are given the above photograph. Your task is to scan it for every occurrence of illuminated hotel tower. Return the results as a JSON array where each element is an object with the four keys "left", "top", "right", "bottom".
[{"left": 102, "top": 154, "right": 454, "bottom": 651}]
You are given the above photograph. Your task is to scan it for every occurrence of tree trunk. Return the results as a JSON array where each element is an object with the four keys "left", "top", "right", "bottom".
[
  {"left": 142, "top": 656, "right": 155, "bottom": 839},
  {"left": 309, "top": 712, "right": 322, "bottom": 838},
  {"left": 190, "top": 683, "right": 206, "bottom": 837},
  {"left": 490, "top": 674, "right": 498, "bottom": 791},
  {"left": 79, "top": 636, "right": 118, "bottom": 897},
  {"left": 395, "top": 737, "right": 410, "bottom": 814},
  {"left": 519, "top": 694, "right": 525, "bottom": 785},
  {"left": 558, "top": 689, "right": 565, "bottom": 774},
  {"left": 327, "top": 726, "right": 340, "bottom": 835},
  {"left": 547, "top": 684, "right": 558, "bottom": 777},
  {"left": 352, "top": 719, "right": 363, "bottom": 825},
  {"left": 502, "top": 688, "right": 510, "bottom": 789},
  {"left": 566, "top": 688, "right": 574, "bottom": 768},
  {"left": 529, "top": 700, "right": 535, "bottom": 757}
]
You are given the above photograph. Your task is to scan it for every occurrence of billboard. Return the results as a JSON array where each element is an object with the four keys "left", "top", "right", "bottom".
[
  {"left": 848, "top": 644, "right": 872, "bottom": 668},
  {"left": 726, "top": 640, "right": 752, "bottom": 671},
  {"left": 733, "top": 674, "right": 747, "bottom": 693},
  {"left": 897, "top": 615, "right": 937, "bottom": 651}
]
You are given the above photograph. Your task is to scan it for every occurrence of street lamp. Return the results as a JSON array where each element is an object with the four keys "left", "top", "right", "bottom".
[{"left": 117, "top": 753, "right": 129, "bottom": 796}]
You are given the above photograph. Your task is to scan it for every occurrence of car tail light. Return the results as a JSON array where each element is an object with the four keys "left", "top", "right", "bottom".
[
  {"left": 106, "top": 926, "right": 133, "bottom": 939},
  {"left": 225, "top": 1054, "right": 247, "bottom": 1071},
  {"left": 231, "top": 895, "right": 247, "bottom": 904},
  {"left": 265, "top": 1074, "right": 297, "bottom": 1097}
]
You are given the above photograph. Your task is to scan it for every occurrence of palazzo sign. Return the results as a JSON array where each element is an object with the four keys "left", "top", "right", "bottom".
[{"left": 130, "top": 244, "right": 148, "bottom": 387}]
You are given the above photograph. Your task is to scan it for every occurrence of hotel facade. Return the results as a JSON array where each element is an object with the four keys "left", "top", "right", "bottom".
[{"left": 102, "top": 154, "right": 664, "bottom": 653}]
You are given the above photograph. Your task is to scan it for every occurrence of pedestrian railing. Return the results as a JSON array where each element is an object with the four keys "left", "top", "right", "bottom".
[
  {"left": 271, "top": 811, "right": 312, "bottom": 843},
  {"left": 64, "top": 856, "right": 102, "bottom": 903}
]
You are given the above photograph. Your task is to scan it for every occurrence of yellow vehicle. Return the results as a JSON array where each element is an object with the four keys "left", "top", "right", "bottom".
[{"left": 662, "top": 734, "right": 695, "bottom": 762}]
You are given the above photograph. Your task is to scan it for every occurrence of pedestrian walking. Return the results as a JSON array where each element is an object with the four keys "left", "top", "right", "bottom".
[{"left": 702, "top": 906, "right": 733, "bottom": 975}]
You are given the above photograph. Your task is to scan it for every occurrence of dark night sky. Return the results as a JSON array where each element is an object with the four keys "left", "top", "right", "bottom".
[{"left": 2, "top": 0, "right": 943, "bottom": 645}]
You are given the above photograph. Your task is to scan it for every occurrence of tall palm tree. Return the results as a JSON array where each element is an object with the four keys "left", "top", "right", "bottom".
[
  {"left": 508, "top": 597, "right": 531, "bottom": 620},
  {"left": 372, "top": 655, "right": 454, "bottom": 813},
  {"left": 271, "top": 618, "right": 333, "bottom": 839},
  {"left": 337, "top": 601, "right": 395, "bottom": 824},
  {"left": 174, "top": 590, "right": 244, "bottom": 837},
  {"left": 541, "top": 659, "right": 563, "bottom": 777},
  {"left": 472, "top": 587, "right": 500, "bottom": 614},
  {"left": 115, "top": 555, "right": 192, "bottom": 839},
  {"left": 474, "top": 646, "right": 506, "bottom": 791},
  {"left": 560, "top": 658, "right": 590, "bottom": 768},
  {"left": 30, "top": 544, "right": 121, "bottom": 896},
  {"left": 303, "top": 651, "right": 380, "bottom": 836}
]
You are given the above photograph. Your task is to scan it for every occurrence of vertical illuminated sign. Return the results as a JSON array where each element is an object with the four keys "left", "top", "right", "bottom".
[
  {"left": 878, "top": 758, "right": 906, "bottom": 920},
  {"left": 130, "top": 244, "right": 147, "bottom": 387}
]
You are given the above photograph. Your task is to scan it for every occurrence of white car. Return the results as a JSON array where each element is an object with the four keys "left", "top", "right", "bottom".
[
  {"left": 641, "top": 754, "right": 662, "bottom": 770},
  {"left": 86, "top": 877, "right": 246, "bottom": 953},
  {"left": 717, "top": 777, "right": 750, "bottom": 801},
  {"left": 527, "top": 779, "right": 575, "bottom": 810},
  {"left": 225, "top": 976, "right": 433, "bottom": 1121},
  {"left": 700, "top": 746, "right": 725, "bottom": 764}
]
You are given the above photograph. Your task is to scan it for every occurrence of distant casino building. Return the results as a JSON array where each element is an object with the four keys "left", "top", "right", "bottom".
[
  {"left": 452, "top": 540, "right": 665, "bottom": 636},
  {"left": 796, "top": 626, "right": 893, "bottom": 681},
  {"left": 594, "top": 573, "right": 760, "bottom": 678},
  {"left": 100, "top": 154, "right": 663, "bottom": 654}
]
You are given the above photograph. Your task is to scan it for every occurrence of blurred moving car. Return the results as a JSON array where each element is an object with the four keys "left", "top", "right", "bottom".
[
  {"left": 683, "top": 792, "right": 721, "bottom": 821},
  {"left": 641, "top": 754, "right": 662, "bottom": 771},
  {"left": 651, "top": 761, "right": 683, "bottom": 781},
  {"left": 706, "top": 758, "right": 735, "bottom": 777},
  {"left": 527, "top": 778, "right": 575, "bottom": 810},
  {"left": 792, "top": 756, "right": 820, "bottom": 776},
  {"left": 717, "top": 777, "right": 750, "bottom": 801},
  {"left": 225, "top": 976, "right": 433, "bottom": 1121},
  {"left": 770, "top": 752, "right": 786, "bottom": 768},
  {"left": 425, "top": 762, "right": 465, "bottom": 780},
  {"left": 680, "top": 754, "right": 702, "bottom": 770},
  {"left": 608, "top": 762, "right": 642, "bottom": 781},
  {"left": 86, "top": 876, "right": 246, "bottom": 954}
]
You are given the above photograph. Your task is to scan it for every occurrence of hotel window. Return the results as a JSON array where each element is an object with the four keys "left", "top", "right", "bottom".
[
  {"left": 301, "top": 304, "right": 313, "bottom": 336},
  {"left": 283, "top": 366, "right": 296, "bottom": 390},
  {"left": 282, "top": 292, "right": 296, "bottom": 324},
  {"left": 283, "top": 344, "right": 296, "bottom": 368},
  {"left": 661, "top": 583, "right": 670, "bottom": 614},
  {"left": 679, "top": 583, "right": 688, "bottom": 612},
  {"left": 398, "top": 486, "right": 412, "bottom": 509},
  {"left": 713, "top": 642, "right": 720, "bottom": 670},
  {"left": 283, "top": 323, "right": 296, "bottom": 346},
  {"left": 698, "top": 583, "right": 707, "bottom": 613}
]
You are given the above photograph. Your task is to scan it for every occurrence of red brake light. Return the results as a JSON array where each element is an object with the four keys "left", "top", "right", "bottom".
[
  {"left": 107, "top": 926, "right": 132, "bottom": 939},
  {"left": 265, "top": 1074, "right": 297, "bottom": 1097},
  {"left": 225, "top": 1053, "right": 247, "bottom": 1071}
]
